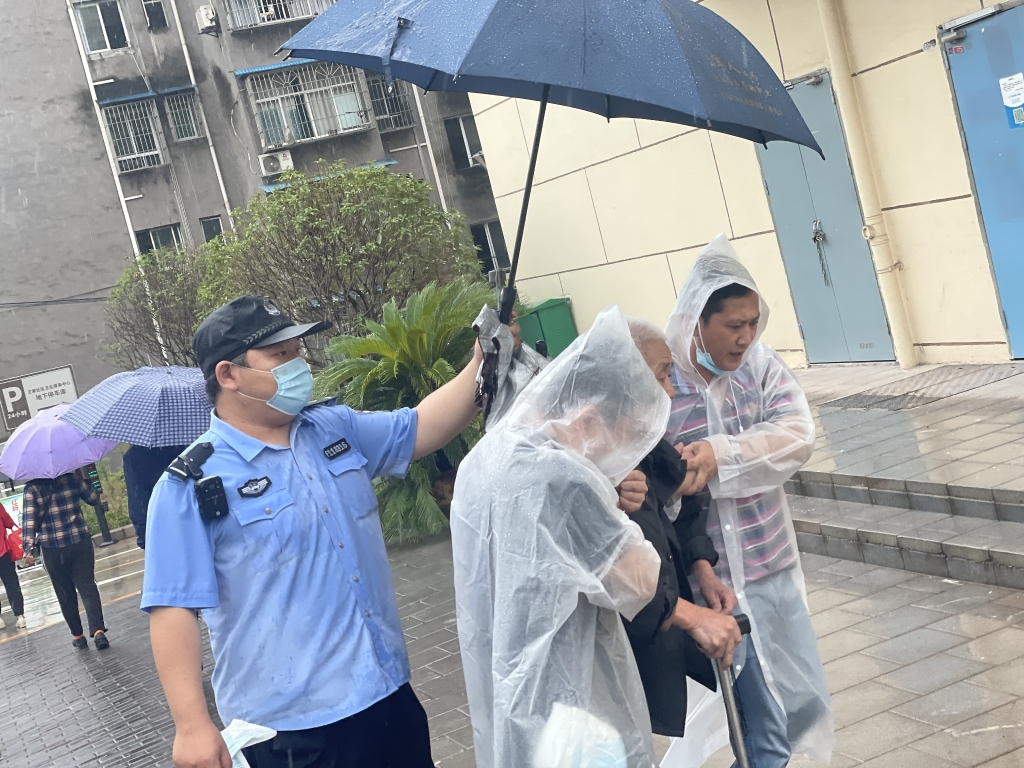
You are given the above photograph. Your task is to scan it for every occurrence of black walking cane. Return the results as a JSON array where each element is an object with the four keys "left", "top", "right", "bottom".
[{"left": 716, "top": 613, "right": 753, "bottom": 768}]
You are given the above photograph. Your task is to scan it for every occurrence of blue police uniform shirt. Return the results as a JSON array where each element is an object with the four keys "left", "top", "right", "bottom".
[{"left": 141, "top": 404, "right": 417, "bottom": 731}]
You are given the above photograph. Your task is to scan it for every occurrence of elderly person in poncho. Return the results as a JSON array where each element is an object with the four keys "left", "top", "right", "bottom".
[
  {"left": 451, "top": 306, "right": 668, "bottom": 768},
  {"left": 661, "top": 235, "right": 834, "bottom": 768}
]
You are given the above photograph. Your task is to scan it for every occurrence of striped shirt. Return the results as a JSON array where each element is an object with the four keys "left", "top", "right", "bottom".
[
  {"left": 666, "top": 366, "right": 799, "bottom": 583},
  {"left": 22, "top": 472, "right": 98, "bottom": 549}
]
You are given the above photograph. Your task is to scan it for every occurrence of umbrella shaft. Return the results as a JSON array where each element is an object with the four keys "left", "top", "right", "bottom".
[{"left": 503, "top": 83, "right": 550, "bottom": 321}]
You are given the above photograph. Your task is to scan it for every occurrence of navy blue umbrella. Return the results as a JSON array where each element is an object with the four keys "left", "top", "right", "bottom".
[{"left": 283, "top": 0, "right": 820, "bottom": 321}]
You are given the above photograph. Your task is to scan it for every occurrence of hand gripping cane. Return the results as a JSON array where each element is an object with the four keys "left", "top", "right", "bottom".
[{"left": 715, "top": 613, "right": 752, "bottom": 768}]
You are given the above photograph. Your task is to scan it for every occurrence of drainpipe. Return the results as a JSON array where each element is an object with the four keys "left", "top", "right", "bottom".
[
  {"left": 411, "top": 88, "right": 448, "bottom": 211},
  {"left": 167, "top": 0, "right": 234, "bottom": 226},
  {"left": 816, "top": 0, "right": 917, "bottom": 367},
  {"left": 65, "top": 0, "right": 170, "bottom": 363}
]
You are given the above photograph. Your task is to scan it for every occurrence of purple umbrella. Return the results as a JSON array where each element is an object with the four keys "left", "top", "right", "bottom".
[{"left": 0, "top": 403, "right": 118, "bottom": 482}]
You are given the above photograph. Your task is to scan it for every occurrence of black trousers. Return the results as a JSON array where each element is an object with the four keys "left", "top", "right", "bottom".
[
  {"left": 242, "top": 684, "right": 433, "bottom": 768},
  {"left": 41, "top": 538, "right": 106, "bottom": 637},
  {"left": 0, "top": 551, "right": 25, "bottom": 617}
]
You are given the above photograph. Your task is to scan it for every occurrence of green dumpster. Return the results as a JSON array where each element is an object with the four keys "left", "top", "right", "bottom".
[{"left": 517, "top": 297, "right": 578, "bottom": 357}]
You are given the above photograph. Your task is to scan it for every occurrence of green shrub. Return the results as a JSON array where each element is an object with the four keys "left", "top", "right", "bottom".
[{"left": 315, "top": 278, "right": 494, "bottom": 544}]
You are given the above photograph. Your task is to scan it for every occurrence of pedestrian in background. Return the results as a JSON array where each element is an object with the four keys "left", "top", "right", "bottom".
[
  {"left": 21, "top": 470, "right": 110, "bottom": 650},
  {"left": 123, "top": 445, "right": 187, "bottom": 549},
  {"left": 0, "top": 500, "right": 26, "bottom": 630}
]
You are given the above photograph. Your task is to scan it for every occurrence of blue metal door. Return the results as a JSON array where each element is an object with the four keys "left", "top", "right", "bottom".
[
  {"left": 946, "top": 7, "right": 1024, "bottom": 357},
  {"left": 757, "top": 73, "right": 895, "bottom": 363}
]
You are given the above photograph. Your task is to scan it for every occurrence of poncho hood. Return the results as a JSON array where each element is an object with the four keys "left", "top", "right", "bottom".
[
  {"left": 665, "top": 234, "right": 770, "bottom": 389},
  {"left": 504, "top": 305, "right": 670, "bottom": 487}
]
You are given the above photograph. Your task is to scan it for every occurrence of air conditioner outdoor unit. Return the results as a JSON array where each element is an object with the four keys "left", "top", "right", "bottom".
[
  {"left": 196, "top": 5, "right": 217, "bottom": 33},
  {"left": 259, "top": 150, "right": 293, "bottom": 177}
]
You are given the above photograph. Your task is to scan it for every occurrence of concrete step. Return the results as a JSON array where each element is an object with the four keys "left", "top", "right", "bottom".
[
  {"left": 789, "top": 495, "right": 1024, "bottom": 590},
  {"left": 785, "top": 467, "right": 1024, "bottom": 524}
]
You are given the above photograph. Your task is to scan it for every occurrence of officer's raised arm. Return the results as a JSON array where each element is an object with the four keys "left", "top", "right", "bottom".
[{"left": 412, "top": 340, "right": 484, "bottom": 460}]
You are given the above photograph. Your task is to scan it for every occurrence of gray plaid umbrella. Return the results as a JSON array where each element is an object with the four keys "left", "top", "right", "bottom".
[{"left": 60, "top": 366, "right": 212, "bottom": 448}]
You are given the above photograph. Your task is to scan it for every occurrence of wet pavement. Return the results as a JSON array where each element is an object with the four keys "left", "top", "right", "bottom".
[
  {"left": 2, "top": 535, "right": 1024, "bottom": 767},
  {"left": 792, "top": 364, "right": 1024, "bottom": 517},
  {"left": 0, "top": 542, "right": 144, "bottom": 639},
  {"left": 0, "top": 541, "right": 217, "bottom": 767}
]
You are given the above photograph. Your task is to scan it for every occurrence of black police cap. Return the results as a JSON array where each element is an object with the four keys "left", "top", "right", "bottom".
[{"left": 192, "top": 296, "right": 332, "bottom": 378}]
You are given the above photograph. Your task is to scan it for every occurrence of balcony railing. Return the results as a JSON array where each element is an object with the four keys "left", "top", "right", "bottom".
[{"left": 227, "top": 0, "right": 334, "bottom": 29}]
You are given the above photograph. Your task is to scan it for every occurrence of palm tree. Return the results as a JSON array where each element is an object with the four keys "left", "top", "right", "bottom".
[{"left": 314, "top": 277, "right": 495, "bottom": 543}]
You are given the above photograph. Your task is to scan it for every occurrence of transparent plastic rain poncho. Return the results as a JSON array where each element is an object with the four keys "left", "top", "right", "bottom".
[
  {"left": 660, "top": 235, "right": 834, "bottom": 767},
  {"left": 451, "top": 306, "right": 669, "bottom": 768},
  {"left": 474, "top": 305, "right": 550, "bottom": 430}
]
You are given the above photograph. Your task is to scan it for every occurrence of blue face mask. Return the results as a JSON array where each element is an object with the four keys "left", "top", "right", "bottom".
[
  {"left": 696, "top": 325, "right": 726, "bottom": 377},
  {"left": 238, "top": 357, "right": 314, "bottom": 416}
]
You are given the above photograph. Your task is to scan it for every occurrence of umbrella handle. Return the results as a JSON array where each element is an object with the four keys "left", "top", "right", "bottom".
[{"left": 498, "top": 287, "right": 518, "bottom": 326}]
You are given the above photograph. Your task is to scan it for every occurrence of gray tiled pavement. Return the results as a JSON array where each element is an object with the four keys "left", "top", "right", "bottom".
[
  {"left": 3, "top": 536, "right": 1024, "bottom": 766},
  {"left": 790, "top": 364, "right": 1024, "bottom": 521},
  {"left": 788, "top": 495, "right": 1024, "bottom": 589}
]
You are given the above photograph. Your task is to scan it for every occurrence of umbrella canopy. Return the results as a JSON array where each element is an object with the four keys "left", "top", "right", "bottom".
[
  {"left": 283, "top": 0, "right": 819, "bottom": 152},
  {"left": 283, "top": 0, "right": 820, "bottom": 324},
  {"left": 283, "top": 0, "right": 820, "bottom": 415},
  {"left": 0, "top": 403, "right": 118, "bottom": 482},
  {"left": 60, "top": 366, "right": 212, "bottom": 449}
]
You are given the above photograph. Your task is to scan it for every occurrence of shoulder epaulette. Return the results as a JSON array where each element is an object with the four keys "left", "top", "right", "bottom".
[
  {"left": 303, "top": 397, "right": 338, "bottom": 411},
  {"left": 165, "top": 442, "right": 215, "bottom": 481}
]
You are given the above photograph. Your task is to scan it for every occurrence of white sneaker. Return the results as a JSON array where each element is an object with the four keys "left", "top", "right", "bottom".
[
  {"left": 0, "top": 614, "right": 5, "bottom": 629},
  {"left": 15, "top": 616, "right": 26, "bottom": 629}
]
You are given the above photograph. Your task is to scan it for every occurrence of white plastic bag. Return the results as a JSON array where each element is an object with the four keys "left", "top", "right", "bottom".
[
  {"left": 534, "top": 703, "right": 628, "bottom": 768},
  {"left": 220, "top": 719, "right": 277, "bottom": 768}
]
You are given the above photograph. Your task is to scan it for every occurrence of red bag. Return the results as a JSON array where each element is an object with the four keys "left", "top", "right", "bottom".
[{"left": 5, "top": 527, "right": 23, "bottom": 562}]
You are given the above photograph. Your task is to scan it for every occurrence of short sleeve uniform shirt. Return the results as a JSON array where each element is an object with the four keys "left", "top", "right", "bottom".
[{"left": 142, "top": 405, "right": 417, "bottom": 731}]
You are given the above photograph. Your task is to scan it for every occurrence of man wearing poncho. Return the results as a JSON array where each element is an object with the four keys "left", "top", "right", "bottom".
[
  {"left": 451, "top": 306, "right": 667, "bottom": 768},
  {"left": 661, "top": 235, "right": 834, "bottom": 768}
]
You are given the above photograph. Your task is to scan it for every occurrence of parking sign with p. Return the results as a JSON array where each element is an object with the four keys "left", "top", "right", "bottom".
[{"left": 0, "top": 366, "right": 77, "bottom": 432}]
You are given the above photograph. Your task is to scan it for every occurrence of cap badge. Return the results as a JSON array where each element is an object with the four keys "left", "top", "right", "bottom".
[{"left": 263, "top": 299, "right": 281, "bottom": 316}]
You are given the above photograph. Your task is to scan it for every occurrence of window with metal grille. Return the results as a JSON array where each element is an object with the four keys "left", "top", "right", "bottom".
[
  {"left": 227, "top": 0, "right": 334, "bottom": 29},
  {"left": 471, "top": 220, "right": 509, "bottom": 274},
  {"left": 75, "top": 0, "right": 129, "bottom": 53},
  {"left": 365, "top": 75, "right": 416, "bottom": 133},
  {"left": 136, "top": 224, "right": 181, "bottom": 253},
  {"left": 142, "top": 0, "right": 167, "bottom": 29},
  {"left": 445, "top": 115, "right": 484, "bottom": 171},
  {"left": 104, "top": 101, "right": 163, "bottom": 172},
  {"left": 247, "top": 63, "right": 371, "bottom": 148},
  {"left": 165, "top": 93, "right": 205, "bottom": 141},
  {"left": 200, "top": 216, "right": 223, "bottom": 242}
]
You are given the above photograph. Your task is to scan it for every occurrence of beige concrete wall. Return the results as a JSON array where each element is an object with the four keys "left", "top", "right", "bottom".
[{"left": 470, "top": 0, "right": 1013, "bottom": 367}]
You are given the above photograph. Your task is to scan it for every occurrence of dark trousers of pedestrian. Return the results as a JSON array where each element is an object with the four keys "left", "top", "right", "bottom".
[
  {"left": 242, "top": 683, "right": 433, "bottom": 768},
  {"left": 0, "top": 552, "right": 25, "bottom": 616},
  {"left": 41, "top": 538, "right": 106, "bottom": 637}
]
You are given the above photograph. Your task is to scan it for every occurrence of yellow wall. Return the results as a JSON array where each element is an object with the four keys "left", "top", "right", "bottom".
[{"left": 470, "top": 0, "right": 1012, "bottom": 367}]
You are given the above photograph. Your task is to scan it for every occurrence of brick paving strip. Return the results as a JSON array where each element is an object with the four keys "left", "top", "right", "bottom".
[{"left": 2, "top": 536, "right": 1024, "bottom": 767}]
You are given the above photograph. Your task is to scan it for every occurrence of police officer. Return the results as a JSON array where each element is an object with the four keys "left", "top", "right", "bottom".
[{"left": 142, "top": 296, "right": 485, "bottom": 768}]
